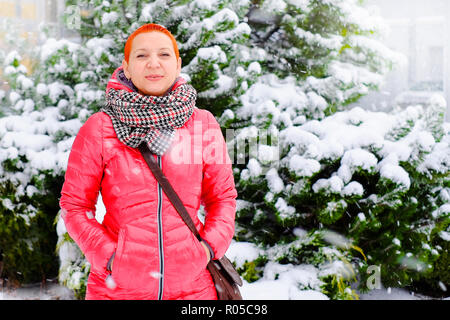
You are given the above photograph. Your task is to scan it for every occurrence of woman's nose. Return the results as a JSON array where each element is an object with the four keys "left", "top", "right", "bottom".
[{"left": 146, "top": 55, "right": 160, "bottom": 68}]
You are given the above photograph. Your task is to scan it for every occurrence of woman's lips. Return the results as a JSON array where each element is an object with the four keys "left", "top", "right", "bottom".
[{"left": 145, "top": 75, "right": 164, "bottom": 81}]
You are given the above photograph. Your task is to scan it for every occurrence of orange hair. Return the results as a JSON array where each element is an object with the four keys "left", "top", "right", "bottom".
[{"left": 124, "top": 23, "right": 179, "bottom": 63}]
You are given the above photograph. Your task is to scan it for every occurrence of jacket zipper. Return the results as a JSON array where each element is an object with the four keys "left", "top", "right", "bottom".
[{"left": 156, "top": 154, "right": 164, "bottom": 300}]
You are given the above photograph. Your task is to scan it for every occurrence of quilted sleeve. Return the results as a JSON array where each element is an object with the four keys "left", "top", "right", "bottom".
[
  {"left": 59, "top": 113, "right": 116, "bottom": 274},
  {"left": 199, "top": 111, "right": 237, "bottom": 260}
]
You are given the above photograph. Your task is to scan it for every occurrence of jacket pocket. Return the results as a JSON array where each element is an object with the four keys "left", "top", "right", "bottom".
[
  {"left": 194, "top": 236, "right": 209, "bottom": 270},
  {"left": 112, "top": 228, "right": 126, "bottom": 281}
]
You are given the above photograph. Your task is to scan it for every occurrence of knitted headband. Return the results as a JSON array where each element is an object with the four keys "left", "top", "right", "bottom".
[{"left": 124, "top": 23, "right": 180, "bottom": 63}]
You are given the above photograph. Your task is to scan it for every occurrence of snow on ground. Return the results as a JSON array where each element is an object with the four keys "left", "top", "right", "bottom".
[
  {"left": 358, "top": 287, "right": 433, "bottom": 300},
  {"left": 0, "top": 280, "right": 75, "bottom": 300},
  {"left": 0, "top": 281, "right": 444, "bottom": 300}
]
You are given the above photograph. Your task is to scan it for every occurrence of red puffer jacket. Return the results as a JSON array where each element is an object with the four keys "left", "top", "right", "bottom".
[{"left": 59, "top": 75, "right": 237, "bottom": 300}]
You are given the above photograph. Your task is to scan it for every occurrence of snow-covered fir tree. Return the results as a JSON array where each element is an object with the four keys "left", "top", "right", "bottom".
[
  {"left": 0, "top": 19, "right": 70, "bottom": 285},
  {"left": 0, "top": 0, "right": 448, "bottom": 299},
  {"left": 225, "top": 0, "right": 450, "bottom": 297}
]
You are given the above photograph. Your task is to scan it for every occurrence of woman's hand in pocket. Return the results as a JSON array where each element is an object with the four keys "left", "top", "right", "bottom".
[{"left": 107, "top": 251, "right": 116, "bottom": 272}]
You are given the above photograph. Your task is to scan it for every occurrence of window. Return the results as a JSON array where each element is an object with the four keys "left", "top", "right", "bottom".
[
  {"left": 45, "top": 0, "right": 57, "bottom": 23},
  {"left": 21, "top": 2, "right": 37, "bottom": 20},
  {"left": 429, "top": 46, "right": 443, "bottom": 84}
]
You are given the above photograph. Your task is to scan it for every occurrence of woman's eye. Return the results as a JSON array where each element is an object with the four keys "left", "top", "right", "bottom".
[
  {"left": 160, "top": 53, "right": 170, "bottom": 57},
  {"left": 137, "top": 54, "right": 146, "bottom": 58}
]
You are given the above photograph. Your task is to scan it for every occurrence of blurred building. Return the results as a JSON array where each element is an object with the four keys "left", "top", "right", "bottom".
[
  {"left": 361, "top": 0, "right": 450, "bottom": 121},
  {"left": 0, "top": 0, "right": 72, "bottom": 44},
  {"left": 0, "top": 0, "right": 79, "bottom": 85}
]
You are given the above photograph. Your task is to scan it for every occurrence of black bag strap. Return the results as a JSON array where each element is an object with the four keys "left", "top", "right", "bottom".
[{"left": 138, "top": 142, "right": 202, "bottom": 241}]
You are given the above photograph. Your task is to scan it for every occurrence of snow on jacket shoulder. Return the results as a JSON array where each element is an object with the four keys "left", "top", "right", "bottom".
[{"left": 59, "top": 108, "right": 237, "bottom": 300}]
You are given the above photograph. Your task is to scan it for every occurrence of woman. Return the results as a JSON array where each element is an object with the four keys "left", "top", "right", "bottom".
[{"left": 59, "top": 24, "right": 237, "bottom": 300}]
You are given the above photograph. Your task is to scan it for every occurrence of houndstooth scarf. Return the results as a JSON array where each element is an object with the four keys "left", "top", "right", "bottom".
[{"left": 102, "top": 83, "right": 196, "bottom": 155}]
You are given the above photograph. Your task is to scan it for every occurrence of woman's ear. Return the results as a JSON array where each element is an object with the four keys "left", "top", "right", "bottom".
[
  {"left": 122, "top": 59, "right": 131, "bottom": 79},
  {"left": 176, "top": 57, "right": 182, "bottom": 76}
]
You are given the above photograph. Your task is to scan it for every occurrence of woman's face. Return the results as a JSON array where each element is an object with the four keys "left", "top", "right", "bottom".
[{"left": 123, "top": 31, "right": 181, "bottom": 96}]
